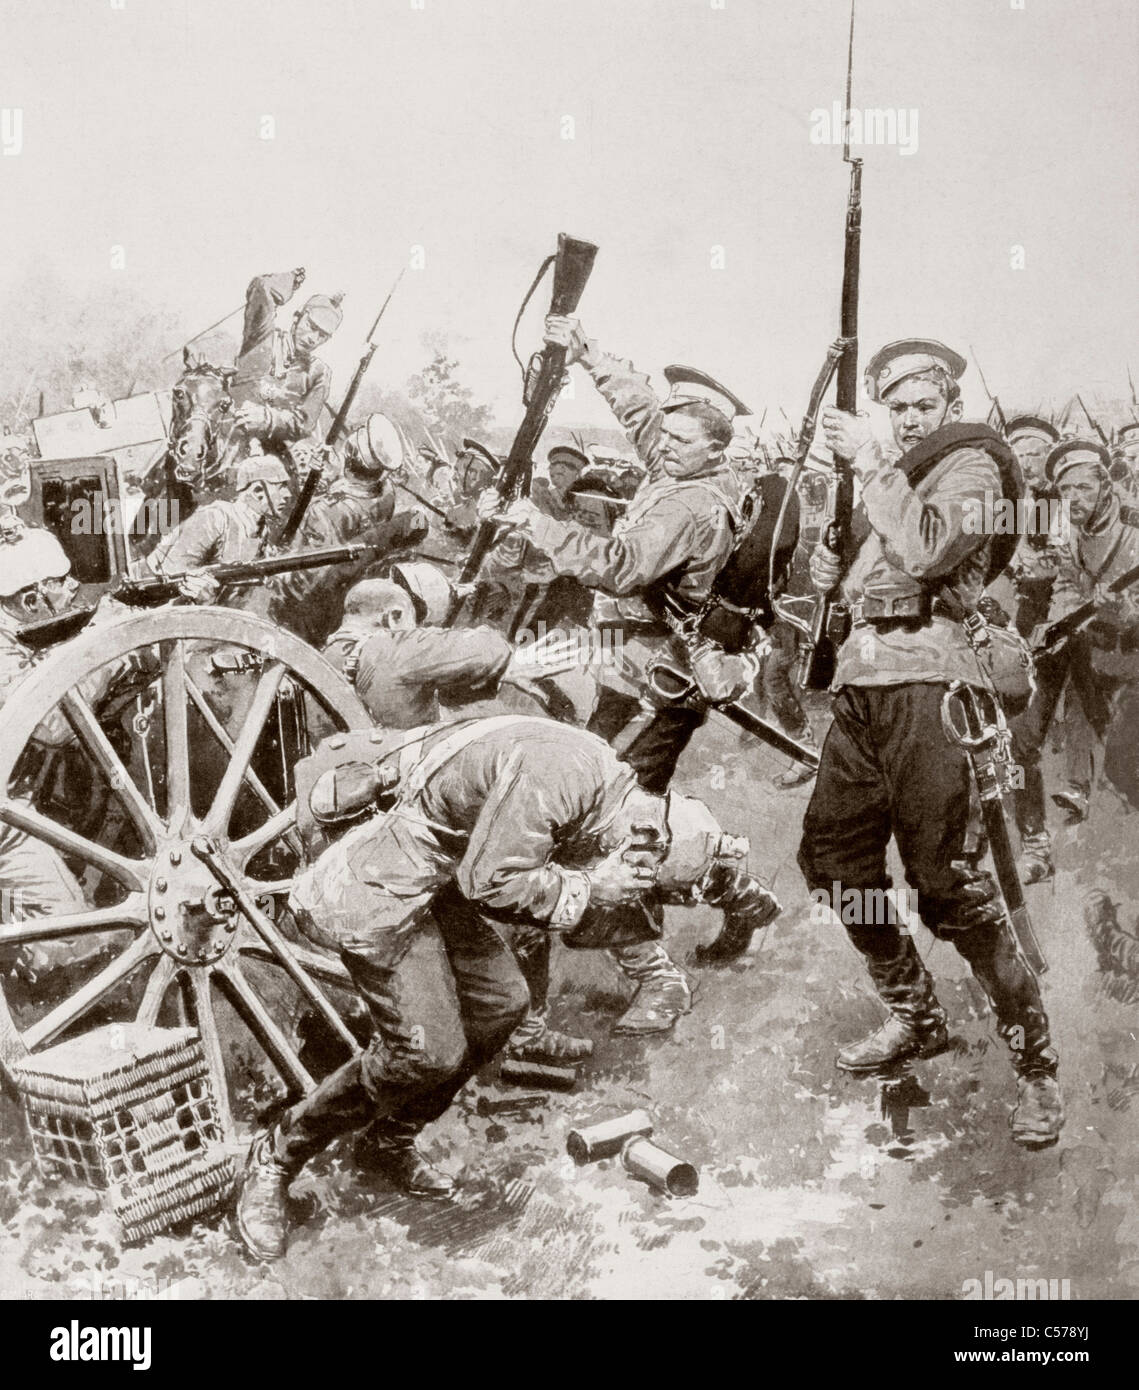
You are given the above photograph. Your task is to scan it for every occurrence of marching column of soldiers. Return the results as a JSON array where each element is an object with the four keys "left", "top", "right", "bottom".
[{"left": 3, "top": 261, "right": 1139, "bottom": 1262}]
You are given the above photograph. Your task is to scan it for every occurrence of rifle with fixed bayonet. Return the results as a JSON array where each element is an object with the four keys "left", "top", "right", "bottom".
[
  {"left": 326, "top": 268, "right": 406, "bottom": 447},
  {"left": 111, "top": 542, "right": 378, "bottom": 608},
  {"left": 1075, "top": 393, "right": 1110, "bottom": 451},
  {"left": 444, "top": 233, "right": 599, "bottom": 625},
  {"left": 769, "top": 0, "right": 861, "bottom": 691},
  {"left": 970, "top": 346, "right": 1008, "bottom": 436}
]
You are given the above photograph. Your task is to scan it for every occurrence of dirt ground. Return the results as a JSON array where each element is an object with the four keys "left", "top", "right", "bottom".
[{"left": 3, "top": 707, "right": 1137, "bottom": 1301}]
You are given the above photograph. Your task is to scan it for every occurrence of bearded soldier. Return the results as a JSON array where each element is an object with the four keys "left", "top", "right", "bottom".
[
  {"left": 800, "top": 339, "right": 1062, "bottom": 1149},
  {"left": 230, "top": 267, "right": 342, "bottom": 453}
]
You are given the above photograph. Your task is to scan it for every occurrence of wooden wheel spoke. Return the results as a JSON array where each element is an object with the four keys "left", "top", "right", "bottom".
[
  {"left": 232, "top": 803, "right": 297, "bottom": 864},
  {"left": 236, "top": 939, "right": 355, "bottom": 991},
  {"left": 0, "top": 799, "right": 146, "bottom": 890},
  {"left": 185, "top": 675, "right": 302, "bottom": 857},
  {"left": 243, "top": 878, "right": 295, "bottom": 899},
  {"left": 204, "top": 662, "right": 286, "bottom": 836},
  {"left": 61, "top": 690, "right": 164, "bottom": 850},
  {"left": 163, "top": 640, "right": 192, "bottom": 830},
  {"left": 214, "top": 963, "right": 314, "bottom": 1094},
  {"left": 0, "top": 895, "right": 147, "bottom": 947},
  {"left": 186, "top": 969, "right": 233, "bottom": 1138},
  {"left": 136, "top": 955, "right": 177, "bottom": 1027},
  {"left": 24, "top": 934, "right": 158, "bottom": 1050}
]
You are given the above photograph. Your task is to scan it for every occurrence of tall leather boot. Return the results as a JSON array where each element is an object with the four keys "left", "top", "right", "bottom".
[
  {"left": 837, "top": 922, "right": 949, "bottom": 1073},
  {"left": 949, "top": 919, "right": 1063, "bottom": 1148}
]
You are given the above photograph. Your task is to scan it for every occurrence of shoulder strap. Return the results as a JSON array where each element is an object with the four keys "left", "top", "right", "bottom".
[
  {"left": 398, "top": 715, "right": 539, "bottom": 801},
  {"left": 900, "top": 422, "right": 1024, "bottom": 585}
]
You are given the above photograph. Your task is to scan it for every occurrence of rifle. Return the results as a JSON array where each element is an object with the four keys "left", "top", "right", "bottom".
[
  {"left": 647, "top": 660, "right": 818, "bottom": 770},
  {"left": 970, "top": 346, "right": 1008, "bottom": 435},
  {"left": 941, "top": 683, "right": 1047, "bottom": 975},
  {"left": 1031, "top": 561, "right": 1139, "bottom": 656},
  {"left": 326, "top": 267, "right": 406, "bottom": 446},
  {"left": 770, "top": 0, "right": 861, "bottom": 691},
  {"left": 272, "top": 454, "right": 328, "bottom": 549},
  {"left": 111, "top": 542, "right": 376, "bottom": 608},
  {"left": 445, "top": 233, "right": 599, "bottom": 624},
  {"left": 1075, "top": 393, "right": 1110, "bottom": 451}
]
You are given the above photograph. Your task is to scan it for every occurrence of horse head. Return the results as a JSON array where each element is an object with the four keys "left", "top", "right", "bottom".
[{"left": 167, "top": 348, "right": 236, "bottom": 488}]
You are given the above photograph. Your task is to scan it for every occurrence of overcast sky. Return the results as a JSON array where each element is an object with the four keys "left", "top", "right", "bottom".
[{"left": 1, "top": 0, "right": 1136, "bottom": 432}]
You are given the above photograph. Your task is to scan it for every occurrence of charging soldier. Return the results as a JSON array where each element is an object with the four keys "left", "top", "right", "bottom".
[
  {"left": 229, "top": 267, "right": 342, "bottom": 456},
  {"left": 1004, "top": 416, "right": 1063, "bottom": 637},
  {"left": 486, "top": 318, "right": 756, "bottom": 1033},
  {"left": 1011, "top": 438, "right": 1139, "bottom": 871},
  {"left": 801, "top": 339, "right": 1062, "bottom": 1149},
  {"left": 272, "top": 414, "right": 429, "bottom": 646}
]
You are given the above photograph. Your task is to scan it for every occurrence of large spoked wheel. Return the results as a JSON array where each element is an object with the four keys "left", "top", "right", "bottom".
[{"left": 0, "top": 607, "right": 370, "bottom": 1142}]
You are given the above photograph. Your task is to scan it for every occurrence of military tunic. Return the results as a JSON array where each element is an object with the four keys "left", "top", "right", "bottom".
[
  {"left": 231, "top": 272, "right": 331, "bottom": 444},
  {"left": 273, "top": 719, "right": 653, "bottom": 1167}
]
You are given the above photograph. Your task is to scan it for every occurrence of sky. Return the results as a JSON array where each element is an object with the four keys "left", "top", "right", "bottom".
[{"left": 1, "top": 0, "right": 1136, "bottom": 433}]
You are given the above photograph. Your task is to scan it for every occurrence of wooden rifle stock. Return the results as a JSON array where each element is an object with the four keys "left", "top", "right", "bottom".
[{"left": 445, "top": 234, "right": 598, "bottom": 625}]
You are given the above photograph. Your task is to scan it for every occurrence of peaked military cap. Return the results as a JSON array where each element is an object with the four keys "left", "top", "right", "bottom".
[
  {"left": 662, "top": 365, "right": 752, "bottom": 419},
  {"left": 458, "top": 438, "right": 501, "bottom": 474},
  {"left": 1005, "top": 415, "right": 1059, "bottom": 444},
  {"left": 1045, "top": 437, "right": 1112, "bottom": 484},
  {"left": 864, "top": 339, "right": 968, "bottom": 403},
  {"left": 546, "top": 445, "right": 590, "bottom": 472}
]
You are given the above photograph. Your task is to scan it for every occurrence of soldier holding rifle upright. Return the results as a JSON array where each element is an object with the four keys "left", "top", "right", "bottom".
[{"left": 798, "top": 339, "right": 1062, "bottom": 1149}]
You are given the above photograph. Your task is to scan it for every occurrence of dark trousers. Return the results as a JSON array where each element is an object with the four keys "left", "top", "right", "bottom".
[
  {"left": 587, "top": 686, "right": 705, "bottom": 796},
  {"left": 274, "top": 885, "right": 530, "bottom": 1168},
  {"left": 757, "top": 620, "right": 810, "bottom": 739},
  {"left": 798, "top": 682, "right": 1055, "bottom": 1076},
  {"left": 1010, "top": 636, "right": 1111, "bottom": 838}
]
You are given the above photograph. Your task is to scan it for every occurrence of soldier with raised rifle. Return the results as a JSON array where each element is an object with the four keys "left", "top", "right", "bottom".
[
  {"left": 800, "top": 338, "right": 1062, "bottom": 1148},
  {"left": 481, "top": 320, "right": 760, "bottom": 1034}
]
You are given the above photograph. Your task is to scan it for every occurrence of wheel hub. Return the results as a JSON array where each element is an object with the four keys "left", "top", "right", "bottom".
[{"left": 148, "top": 840, "right": 240, "bottom": 965}]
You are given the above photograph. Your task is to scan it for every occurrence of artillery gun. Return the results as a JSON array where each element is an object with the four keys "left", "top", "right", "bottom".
[{"left": 0, "top": 605, "right": 371, "bottom": 1152}]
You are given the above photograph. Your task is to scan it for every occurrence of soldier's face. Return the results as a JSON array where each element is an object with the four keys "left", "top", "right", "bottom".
[
  {"left": 14, "top": 573, "right": 78, "bottom": 621},
  {"left": 293, "top": 313, "right": 333, "bottom": 356},
  {"left": 549, "top": 463, "right": 579, "bottom": 495},
  {"left": 883, "top": 378, "right": 961, "bottom": 449},
  {"left": 1057, "top": 464, "right": 1109, "bottom": 528},
  {"left": 1010, "top": 433, "right": 1051, "bottom": 486},
  {"left": 659, "top": 412, "right": 722, "bottom": 478}
]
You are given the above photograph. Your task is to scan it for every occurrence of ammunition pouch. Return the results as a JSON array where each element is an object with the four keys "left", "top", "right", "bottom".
[{"left": 294, "top": 728, "right": 403, "bottom": 858}]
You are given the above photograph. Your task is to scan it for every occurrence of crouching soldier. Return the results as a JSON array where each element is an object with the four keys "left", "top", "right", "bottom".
[
  {"left": 236, "top": 718, "right": 673, "bottom": 1260},
  {"left": 800, "top": 339, "right": 1062, "bottom": 1150}
]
